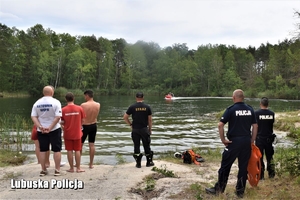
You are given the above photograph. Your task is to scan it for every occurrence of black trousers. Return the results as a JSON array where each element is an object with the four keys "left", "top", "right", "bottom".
[
  {"left": 215, "top": 136, "right": 251, "bottom": 194},
  {"left": 256, "top": 137, "right": 275, "bottom": 177},
  {"left": 131, "top": 127, "right": 151, "bottom": 155}
]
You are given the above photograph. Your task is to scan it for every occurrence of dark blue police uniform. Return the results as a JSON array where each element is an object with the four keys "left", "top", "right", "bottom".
[
  {"left": 255, "top": 108, "right": 275, "bottom": 179},
  {"left": 215, "top": 102, "right": 257, "bottom": 195}
]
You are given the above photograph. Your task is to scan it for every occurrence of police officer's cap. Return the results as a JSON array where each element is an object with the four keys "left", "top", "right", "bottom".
[{"left": 136, "top": 92, "right": 144, "bottom": 98}]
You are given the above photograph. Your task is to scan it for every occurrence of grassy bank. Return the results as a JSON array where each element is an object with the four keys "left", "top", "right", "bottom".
[
  {"left": 274, "top": 111, "right": 300, "bottom": 139},
  {"left": 156, "top": 146, "right": 300, "bottom": 200},
  {"left": 0, "top": 88, "right": 162, "bottom": 98},
  {"left": 0, "top": 113, "right": 31, "bottom": 166},
  {"left": 0, "top": 91, "right": 30, "bottom": 98}
]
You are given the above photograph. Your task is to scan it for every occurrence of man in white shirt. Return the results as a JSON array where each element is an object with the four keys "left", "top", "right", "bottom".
[{"left": 31, "top": 86, "right": 62, "bottom": 176}]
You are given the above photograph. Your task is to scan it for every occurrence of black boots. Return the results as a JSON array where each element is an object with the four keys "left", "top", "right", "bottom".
[
  {"left": 260, "top": 169, "right": 275, "bottom": 179},
  {"left": 133, "top": 151, "right": 154, "bottom": 168},
  {"left": 146, "top": 151, "right": 155, "bottom": 167},
  {"left": 268, "top": 163, "right": 275, "bottom": 178},
  {"left": 133, "top": 153, "right": 143, "bottom": 168},
  {"left": 205, "top": 187, "right": 218, "bottom": 195},
  {"left": 205, "top": 182, "right": 225, "bottom": 196}
]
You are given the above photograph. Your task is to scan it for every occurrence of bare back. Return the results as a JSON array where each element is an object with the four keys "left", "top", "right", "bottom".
[{"left": 81, "top": 101, "right": 100, "bottom": 125}]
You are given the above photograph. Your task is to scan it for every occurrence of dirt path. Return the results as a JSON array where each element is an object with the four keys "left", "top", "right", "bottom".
[{"left": 0, "top": 159, "right": 240, "bottom": 199}]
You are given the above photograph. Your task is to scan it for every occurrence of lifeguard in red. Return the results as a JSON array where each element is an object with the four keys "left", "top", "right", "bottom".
[
  {"left": 61, "top": 92, "right": 86, "bottom": 173},
  {"left": 62, "top": 105, "right": 85, "bottom": 141}
]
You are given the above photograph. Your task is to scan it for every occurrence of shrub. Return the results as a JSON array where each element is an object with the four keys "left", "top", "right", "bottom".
[
  {"left": 275, "top": 139, "right": 300, "bottom": 177},
  {"left": 70, "top": 89, "right": 83, "bottom": 96},
  {"left": 54, "top": 87, "right": 68, "bottom": 97}
]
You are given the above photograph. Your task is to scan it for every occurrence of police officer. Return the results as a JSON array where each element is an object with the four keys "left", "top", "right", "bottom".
[
  {"left": 123, "top": 92, "right": 154, "bottom": 168},
  {"left": 206, "top": 89, "right": 258, "bottom": 198},
  {"left": 255, "top": 97, "right": 275, "bottom": 179}
]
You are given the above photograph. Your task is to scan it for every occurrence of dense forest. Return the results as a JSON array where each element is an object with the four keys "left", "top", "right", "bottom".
[{"left": 1, "top": 14, "right": 300, "bottom": 98}]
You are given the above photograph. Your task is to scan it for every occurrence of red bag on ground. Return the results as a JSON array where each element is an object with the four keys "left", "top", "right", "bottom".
[
  {"left": 247, "top": 143, "right": 262, "bottom": 187},
  {"left": 31, "top": 125, "right": 38, "bottom": 140}
]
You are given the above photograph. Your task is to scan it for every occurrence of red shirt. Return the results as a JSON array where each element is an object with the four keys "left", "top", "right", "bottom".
[{"left": 62, "top": 104, "right": 86, "bottom": 140}]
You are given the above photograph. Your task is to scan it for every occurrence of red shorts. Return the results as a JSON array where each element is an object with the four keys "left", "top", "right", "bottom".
[
  {"left": 64, "top": 139, "right": 82, "bottom": 151},
  {"left": 31, "top": 125, "right": 38, "bottom": 140}
]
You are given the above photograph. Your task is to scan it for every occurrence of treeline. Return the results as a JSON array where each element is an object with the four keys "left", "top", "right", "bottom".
[{"left": 1, "top": 23, "right": 300, "bottom": 98}]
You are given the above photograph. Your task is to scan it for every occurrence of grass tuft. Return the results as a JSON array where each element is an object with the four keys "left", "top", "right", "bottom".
[
  {"left": 144, "top": 175, "right": 156, "bottom": 191},
  {"left": 0, "top": 149, "right": 27, "bottom": 167},
  {"left": 115, "top": 154, "right": 127, "bottom": 164},
  {"left": 152, "top": 165, "right": 176, "bottom": 177}
]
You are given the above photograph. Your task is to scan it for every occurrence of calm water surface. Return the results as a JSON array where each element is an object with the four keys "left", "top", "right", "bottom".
[{"left": 0, "top": 95, "right": 299, "bottom": 165}]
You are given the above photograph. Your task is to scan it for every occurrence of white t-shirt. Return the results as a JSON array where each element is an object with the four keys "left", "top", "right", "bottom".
[{"left": 31, "top": 96, "right": 62, "bottom": 131}]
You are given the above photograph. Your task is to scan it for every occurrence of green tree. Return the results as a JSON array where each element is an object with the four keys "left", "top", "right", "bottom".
[
  {"left": 123, "top": 43, "right": 147, "bottom": 89},
  {"left": 222, "top": 66, "right": 243, "bottom": 92},
  {"left": 20, "top": 24, "right": 53, "bottom": 94},
  {"left": 65, "top": 48, "right": 97, "bottom": 89},
  {"left": 194, "top": 45, "right": 211, "bottom": 95},
  {"left": 57, "top": 33, "right": 78, "bottom": 88},
  {"left": 234, "top": 49, "right": 257, "bottom": 94},
  {"left": 112, "top": 38, "right": 127, "bottom": 89},
  {"left": 152, "top": 50, "right": 173, "bottom": 93},
  {"left": 133, "top": 41, "right": 161, "bottom": 88},
  {"left": 97, "top": 37, "right": 115, "bottom": 90},
  {"left": 178, "top": 59, "right": 198, "bottom": 95},
  {"left": 268, "top": 75, "right": 286, "bottom": 97},
  {"left": 254, "top": 76, "right": 266, "bottom": 94},
  {"left": 0, "top": 25, "right": 26, "bottom": 92},
  {"left": 288, "top": 40, "right": 300, "bottom": 95},
  {"left": 224, "top": 50, "right": 236, "bottom": 71}
]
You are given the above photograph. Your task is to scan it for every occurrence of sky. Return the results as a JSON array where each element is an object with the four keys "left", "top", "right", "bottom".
[{"left": 0, "top": 0, "right": 299, "bottom": 50}]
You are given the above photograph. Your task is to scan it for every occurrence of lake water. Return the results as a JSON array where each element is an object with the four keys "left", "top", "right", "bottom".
[{"left": 0, "top": 95, "right": 299, "bottom": 165}]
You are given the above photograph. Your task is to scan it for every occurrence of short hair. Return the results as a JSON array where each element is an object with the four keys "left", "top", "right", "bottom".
[
  {"left": 260, "top": 97, "right": 269, "bottom": 107},
  {"left": 233, "top": 89, "right": 244, "bottom": 99},
  {"left": 65, "top": 92, "right": 74, "bottom": 102},
  {"left": 84, "top": 90, "right": 94, "bottom": 98}
]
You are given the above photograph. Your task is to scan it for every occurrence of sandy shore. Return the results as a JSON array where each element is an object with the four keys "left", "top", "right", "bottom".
[{"left": 0, "top": 157, "right": 239, "bottom": 200}]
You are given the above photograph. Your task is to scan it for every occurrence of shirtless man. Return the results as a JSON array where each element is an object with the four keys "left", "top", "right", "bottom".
[{"left": 81, "top": 90, "right": 100, "bottom": 169}]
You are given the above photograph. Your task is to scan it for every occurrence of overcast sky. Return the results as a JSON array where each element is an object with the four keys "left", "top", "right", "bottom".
[{"left": 0, "top": 0, "right": 299, "bottom": 50}]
